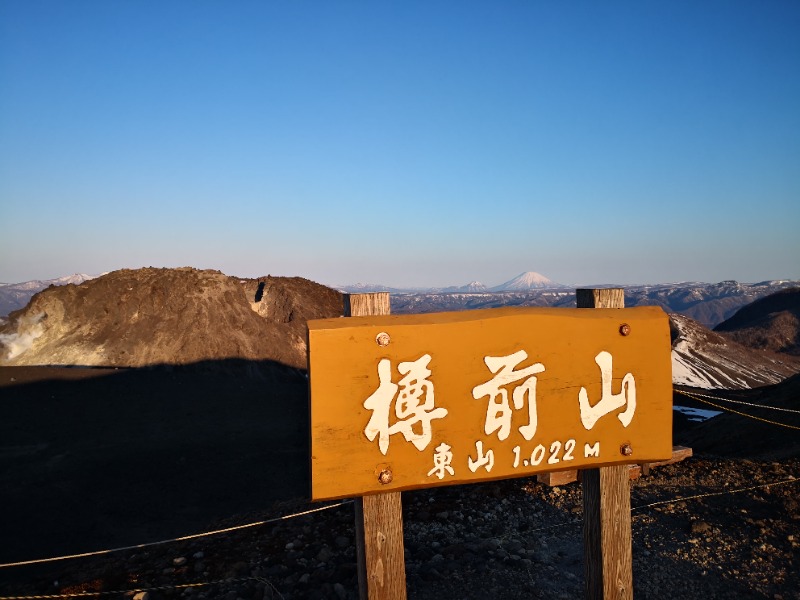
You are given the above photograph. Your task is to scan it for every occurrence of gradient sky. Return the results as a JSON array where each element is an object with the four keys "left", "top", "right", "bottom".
[{"left": 1, "top": 1, "right": 798, "bottom": 288}]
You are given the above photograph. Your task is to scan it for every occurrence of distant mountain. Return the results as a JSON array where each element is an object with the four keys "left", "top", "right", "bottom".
[
  {"left": 490, "top": 271, "right": 564, "bottom": 291},
  {"left": 670, "top": 314, "right": 800, "bottom": 389},
  {"left": 392, "top": 279, "right": 800, "bottom": 328},
  {"left": 441, "top": 281, "right": 488, "bottom": 293},
  {"left": 623, "top": 280, "right": 800, "bottom": 327},
  {"left": 713, "top": 287, "right": 800, "bottom": 355},
  {"left": 392, "top": 289, "right": 574, "bottom": 315},
  {"left": 336, "top": 283, "right": 425, "bottom": 294},
  {"left": 0, "top": 274, "right": 96, "bottom": 318}
]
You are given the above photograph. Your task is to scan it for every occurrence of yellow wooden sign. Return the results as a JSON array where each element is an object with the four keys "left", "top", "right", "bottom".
[{"left": 308, "top": 306, "right": 672, "bottom": 501}]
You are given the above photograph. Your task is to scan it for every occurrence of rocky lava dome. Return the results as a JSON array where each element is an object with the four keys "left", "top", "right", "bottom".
[{"left": 0, "top": 267, "right": 343, "bottom": 369}]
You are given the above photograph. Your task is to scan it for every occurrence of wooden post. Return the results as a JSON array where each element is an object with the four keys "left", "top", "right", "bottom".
[
  {"left": 345, "top": 293, "right": 408, "bottom": 600},
  {"left": 578, "top": 288, "right": 633, "bottom": 600}
]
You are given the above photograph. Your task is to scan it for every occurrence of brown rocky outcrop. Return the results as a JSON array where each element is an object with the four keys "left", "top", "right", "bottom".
[{"left": 0, "top": 267, "right": 342, "bottom": 369}]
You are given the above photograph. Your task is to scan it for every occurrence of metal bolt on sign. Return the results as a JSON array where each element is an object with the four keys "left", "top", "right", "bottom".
[{"left": 620, "top": 444, "right": 633, "bottom": 456}]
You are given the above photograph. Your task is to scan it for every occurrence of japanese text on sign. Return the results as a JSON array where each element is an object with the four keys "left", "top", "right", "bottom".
[{"left": 308, "top": 306, "right": 672, "bottom": 501}]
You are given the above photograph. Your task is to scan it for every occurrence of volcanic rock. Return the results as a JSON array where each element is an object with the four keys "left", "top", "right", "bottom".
[{"left": 0, "top": 267, "right": 342, "bottom": 369}]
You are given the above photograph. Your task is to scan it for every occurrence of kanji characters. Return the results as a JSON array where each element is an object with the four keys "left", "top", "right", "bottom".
[
  {"left": 427, "top": 442, "right": 455, "bottom": 479},
  {"left": 468, "top": 440, "right": 494, "bottom": 473},
  {"left": 578, "top": 350, "right": 636, "bottom": 429},
  {"left": 363, "top": 354, "right": 448, "bottom": 455},
  {"left": 472, "top": 350, "right": 545, "bottom": 441}
]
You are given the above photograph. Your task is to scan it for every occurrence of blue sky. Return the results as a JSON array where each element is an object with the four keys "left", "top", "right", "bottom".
[{"left": 1, "top": 1, "right": 798, "bottom": 287}]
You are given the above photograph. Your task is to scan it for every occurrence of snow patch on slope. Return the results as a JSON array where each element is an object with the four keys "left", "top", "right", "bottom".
[{"left": 670, "top": 314, "right": 798, "bottom": 389}]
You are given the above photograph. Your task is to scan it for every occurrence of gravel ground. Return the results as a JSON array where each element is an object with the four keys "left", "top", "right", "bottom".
[{"left": 2, "top": 456, "right": 798, "bottom": 600}]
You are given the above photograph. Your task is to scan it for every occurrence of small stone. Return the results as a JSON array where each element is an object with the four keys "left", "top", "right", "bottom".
[
  {"left": 173, "top": 557, "right": 188, "bottom": 566},
  {"left": 333, "top": 583, "right": 347, "bottom": 600},
  {"left": 133, "top": 593, "right": 150, "bottom": 600},
  {"left": 298, "top": 573, "right": 310, "bottom": 584},
  {"left": 691, "top": 521, "right": 711, "bottom": 534},
  {"left": 193, "top": 551, "right": 205, "bottom": 559},
  {"left": 317, "top": 547, "right": 333, "bottom": 563}
]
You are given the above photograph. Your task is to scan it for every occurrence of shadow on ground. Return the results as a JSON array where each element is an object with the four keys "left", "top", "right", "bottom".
[{"left": 0, "top": 361, "right": 310, "bottom": 565}]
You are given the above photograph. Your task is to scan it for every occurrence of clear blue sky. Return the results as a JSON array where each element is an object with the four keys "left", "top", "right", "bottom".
[{"left": 1, "top": 1, "right": 798, "bottom": 287}]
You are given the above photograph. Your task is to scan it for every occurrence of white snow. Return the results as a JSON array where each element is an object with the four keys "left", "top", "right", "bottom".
[
  {"left": 671, "top": 349, "right": 718, "bottom": 389},
  {"left": 673, "top": 405, "right": 722, "bottom": 422},
  {"left": 491, "top": 271, "right": 563, "bottom": 291}
]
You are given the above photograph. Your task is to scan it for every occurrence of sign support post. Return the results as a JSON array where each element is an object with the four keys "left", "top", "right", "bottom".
[
  {"left": 578, "top": 288, "right": 633, "bottom": 600},
  {"left": 345, "top": 293, "right": 408, "bottom": 600}
]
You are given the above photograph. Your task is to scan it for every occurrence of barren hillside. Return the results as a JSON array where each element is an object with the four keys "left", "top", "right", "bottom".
[
  {"left": 0, "top": 268, "right": 342, "bottom": 369},
  {"left": 669, "top": 313, "right": 800, "bottom": 389},
  {"left": 714, "top": 287, "right": 800, "bottom": 356}
]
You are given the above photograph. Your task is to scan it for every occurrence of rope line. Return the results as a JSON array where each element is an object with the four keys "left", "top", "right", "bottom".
[
  {"left": 676, "top": 389, "right": 800, "bottom": 414},
  {"left": 502, "top": 476, "right": 799, "bottom": 535},
  {"left": 632, "top": 476, "right": 799, "bottom": 512},
  {"left": 3, "top": 478, "right": 797, "bottom": 599},
  {"left": 0, "top": 576, "right": 263, "bottom": 600},
  {"left": 675, "top": 389, "right": 800, "bottom": 430},
  {"left": 0, "top": 501, "right": 352, "bottom": 569}
]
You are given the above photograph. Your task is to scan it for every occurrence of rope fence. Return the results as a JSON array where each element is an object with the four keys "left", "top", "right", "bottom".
[
  {"left": 675, "top": 388, "right": 800, "bottom": 430},
  {"left": 0, "top": 501, "right": 352, "bottom": 569},
  {"left": 676, "top": 389, "right": 800, "bottom": 414},
  {"left": 1, "top": 475, "right": 797, "bottom": 599},
  {"left": 3, "top": 386, "right": 797, "bottom": 571},
  {"left": 0, "top": 577, "right": 271, "bottom": 600},
  {"left": 0, "top": 478, "right": 800, "bottom": 600},
  {"left": 2, "top": 383, "right": 796, "bottom": 597}
]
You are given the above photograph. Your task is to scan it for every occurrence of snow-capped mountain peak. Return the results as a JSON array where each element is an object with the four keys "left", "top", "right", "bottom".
[
  {"left": 0, "top": 274, "right": 97, "bottom": 317},
  {"left": 491, "top": 271, "right": 562, "bottom": 291}
]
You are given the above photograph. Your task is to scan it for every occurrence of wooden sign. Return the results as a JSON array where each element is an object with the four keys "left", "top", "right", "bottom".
[{"left": 308, "top": 306, "right": 671, "bottom": 501}]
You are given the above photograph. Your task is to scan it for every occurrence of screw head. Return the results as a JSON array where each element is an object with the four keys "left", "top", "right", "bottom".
[
  {"left": 376, "top": 332, "right": 390, "bottom": 347},
  {"left": 378, "top": 469, "right": 393, "bottom": 485},
  {"left": 620, "top": 444, "right": 633, "bottom": 456},
  {"left": 619, "top": 323, "right": 631, "bottom": 336}
]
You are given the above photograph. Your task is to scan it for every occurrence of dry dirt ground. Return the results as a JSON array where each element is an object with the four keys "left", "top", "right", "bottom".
[{"left": 1, "top": 366, "right": 799, "bottom": 600}]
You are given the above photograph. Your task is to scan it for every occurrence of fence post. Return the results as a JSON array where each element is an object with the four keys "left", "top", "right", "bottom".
[
  {"left": 577, "top": 288, "right": 633, "bottom": 600},
  {"left": 344, "top": 292, "right": 408, "bottom": 600}
]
